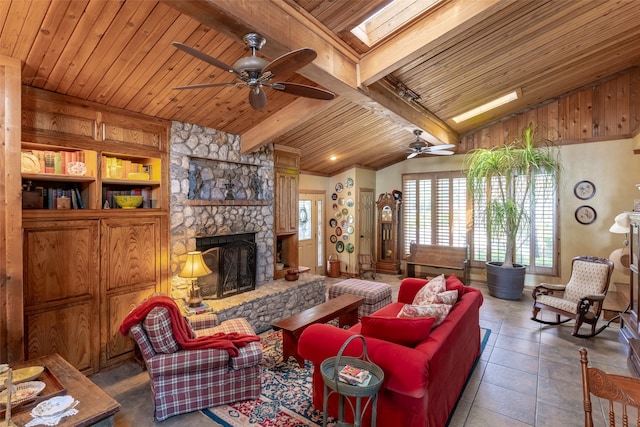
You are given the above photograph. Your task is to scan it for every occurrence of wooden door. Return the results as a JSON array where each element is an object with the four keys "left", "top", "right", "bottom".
[
  {"left": 298, "top": 192, "right": 325, "bottom": 275},
  {"left": 100, "top": 216, "right": 161, "bottom": 368},
  {"left": 23, "top": 219, "right": 100, "bottom": 373}
]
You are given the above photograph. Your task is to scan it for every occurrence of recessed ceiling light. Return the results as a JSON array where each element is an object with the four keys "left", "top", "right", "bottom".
[
  {"left": 329, "top": 155, "right": 337, "bottom": 161},
  {"left": 451, "top": 90, "right": 520, "bottom": 124}
]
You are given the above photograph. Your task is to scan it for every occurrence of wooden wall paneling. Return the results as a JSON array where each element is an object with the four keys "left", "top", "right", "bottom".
[
  {"left": 22, "top": 219, "right": 100, "bottom": 373},
  {"left": 0, "top": 54, "right": 23, "bottom": 363}
]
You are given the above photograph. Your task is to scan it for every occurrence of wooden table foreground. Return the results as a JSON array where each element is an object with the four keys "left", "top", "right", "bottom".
[{"left": 7, "top": 353, "right": 120, "bottom": 427}]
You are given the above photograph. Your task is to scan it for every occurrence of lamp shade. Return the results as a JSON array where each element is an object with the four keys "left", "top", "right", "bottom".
[
  {"left": 609, "top": 212, "right": 630, "bottom": 234},
  {"left": 178, "top": 251, "right": 212, "bottom": 278}
]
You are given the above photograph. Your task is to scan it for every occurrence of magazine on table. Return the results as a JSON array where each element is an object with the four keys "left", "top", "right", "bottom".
[{"left": 338, "top": 365, "right": 372, "bottom": 386}]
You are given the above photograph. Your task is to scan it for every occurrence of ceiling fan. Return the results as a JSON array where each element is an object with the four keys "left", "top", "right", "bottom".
[
  {"left": 407, "top": 130, "right": 456, "bottom": 159},
  {"left": 171, "top": 33, "right": 335, "bottom": 110}
]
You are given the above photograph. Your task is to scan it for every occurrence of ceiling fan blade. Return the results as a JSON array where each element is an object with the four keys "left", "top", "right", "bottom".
[
  {"left": 272, "top": 82, "right": 335, "bottom": 100},
  {"left": 407, "top": 152, "right": 419, "bottom": 159},
  {"left": 428, "top": 144, "right": 456, "bottom": 151},
  {"left": 173, "top": 82, "right": 238, "bottom": 90},
  {"left": 249, "top": 88, "right": 267, "bottom": 110},
  {"left": 262, "top": 48, "right": 317, "bottom": 78},
  {"left": 427, "top": 150, "right": 455, "bottom": 155},
  {"left": 172, "top": 41, "right": 243, "bottom": 79}
]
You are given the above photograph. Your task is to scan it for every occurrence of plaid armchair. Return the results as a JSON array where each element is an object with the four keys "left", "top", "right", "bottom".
[{"left": 129, "top": 307, "right": 262, "bottom": 421}]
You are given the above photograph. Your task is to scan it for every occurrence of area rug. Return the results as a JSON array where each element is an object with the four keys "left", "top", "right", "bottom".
[{"left": 203, "top": 327, "right": 491, "bottom": 426}]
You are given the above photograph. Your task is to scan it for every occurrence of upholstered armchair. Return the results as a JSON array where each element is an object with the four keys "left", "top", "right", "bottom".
[
  {"left": 124, "top": 299, "right": 262, "bottom": 421},
  {"left": 532, "top": 256, "right": 614, "bottom": 338}
]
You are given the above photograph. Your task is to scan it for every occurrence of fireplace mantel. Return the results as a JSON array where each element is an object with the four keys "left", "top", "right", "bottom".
[{"left": 185, "top": 200, "right": 269, "bottom": 207}]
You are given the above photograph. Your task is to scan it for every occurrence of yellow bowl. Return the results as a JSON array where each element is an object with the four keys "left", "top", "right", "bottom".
[{"left": 114, "top": 195, "right": 143, "bottom": 209}]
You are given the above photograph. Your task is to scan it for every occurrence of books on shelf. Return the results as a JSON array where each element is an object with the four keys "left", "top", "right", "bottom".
[
  {"left": 102, "top": 156, "right": 152, "bottom": 179},
  {"left": 338, "top": 365, "right": 372, "bottom": 387},
  {"left": 43, "top": 186, "right": 85, "bottom": 209},
  {"left": 22, "top": 149, "right": 86, "bottom": 175}
]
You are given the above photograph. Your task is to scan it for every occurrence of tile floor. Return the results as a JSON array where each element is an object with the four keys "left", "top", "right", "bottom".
[{"left": 90, "top": 274, "right": 632, "bottom": 426}]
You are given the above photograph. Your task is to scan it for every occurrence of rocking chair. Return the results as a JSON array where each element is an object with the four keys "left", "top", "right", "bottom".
[
  {"left": 358, "top": 253, "right": 376, "bottom": 279},
  {"left": 532, "top": 256, "right": 614, "bottom": 338}
]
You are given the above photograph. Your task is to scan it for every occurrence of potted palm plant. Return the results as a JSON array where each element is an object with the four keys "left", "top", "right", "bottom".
[{"left": 464, "top": 124, "right": 560, "bottom": 299}]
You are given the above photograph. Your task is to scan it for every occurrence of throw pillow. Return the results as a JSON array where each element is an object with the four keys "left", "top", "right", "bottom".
[
  {"left": 445, "top": 274, "right": 465, "bottom": 301},
  {"left": 398, "top": 303, "right": 452, "bottom": 326},
  {"left": 433, "top": 290, "right": 458, "bottom": 305},
  {"left": 361, "top": 316, "right": 436, "bottom": 347},
  {"left": 412, "top": 274, "right": 446, "bottom": 305}
]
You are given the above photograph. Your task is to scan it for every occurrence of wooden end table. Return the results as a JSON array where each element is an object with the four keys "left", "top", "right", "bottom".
[{"left": 271, "top": 294, "right": 364, "bottom": 367}]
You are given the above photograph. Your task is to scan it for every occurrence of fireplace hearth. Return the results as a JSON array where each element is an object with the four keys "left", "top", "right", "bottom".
[{"left": 196, "top": 233, "right": 257, "bottom": 299}]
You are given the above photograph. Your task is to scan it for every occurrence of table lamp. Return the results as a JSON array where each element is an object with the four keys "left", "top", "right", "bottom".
[{"left": 179, "top": 251, "right": 212, "bottom": 307}]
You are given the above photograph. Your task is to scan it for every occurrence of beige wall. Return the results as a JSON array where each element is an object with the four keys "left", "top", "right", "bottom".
[{"left": 304, "top": 138, "right": 640, "bottom": 286}]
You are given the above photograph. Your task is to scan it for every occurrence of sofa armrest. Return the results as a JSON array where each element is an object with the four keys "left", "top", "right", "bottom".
[
  {"left": 397, "top": 278, "right": 429, "bottom": 303},
  {"left": 298, "top": 324, "right": 430, "bottom": 398}
]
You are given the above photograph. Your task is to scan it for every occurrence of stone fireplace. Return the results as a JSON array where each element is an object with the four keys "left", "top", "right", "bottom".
[
  {"left": 197, "top": 233, "right": 257, "bottom": 299},
  {"left": 169, "top": 121, "right": 275, "bottom": 295}
]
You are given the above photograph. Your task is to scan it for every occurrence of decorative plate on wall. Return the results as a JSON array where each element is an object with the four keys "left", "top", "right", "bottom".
[
  {"left": 347, "top": 226, "right": 354, "bottom": 234},
  {"left": 332, "top": 193, "right": 338, "bottom": 200},
  {"left": 329, "top": 218, "right": 337, "bottom": 227},
  {"left": 345, "top": 177, "right": 354, "bottom": 188},
  {"left": 342, "top": 233, "right": 349, "bottom": 241},
  {"left": 342, "top": 208, "right": 349, "bottom": 216},
  {"left": 347, "top": 198, "right": 354, "bottom": 207},
  {"left": 330, "top": 235, "right": 337, "bottom": 243},
  {"left": 333, "top": 203, "right": 338, "bottom": 211},
  {"left": 341, "top": 219, "right": 348, "bottom": 228},
  {"left": 346, "top": 243, "right": 355, "bottom": 253},
  {"left": 336, "top": 227, "right": 342, "bottom": 236},
  {"left": 336, "top": 241, "right": 344, "bottom": 253},
  {"left": 574, "top": 180, "right": 595, "bottom": 200},
  {"left": 335, "top": 182, "right": 343, "bottom": 193},
  {"left": 575, "top": 205, "right": 597, "bottom": 224}
]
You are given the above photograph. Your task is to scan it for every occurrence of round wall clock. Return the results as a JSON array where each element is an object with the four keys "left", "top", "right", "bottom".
[
  {"left": 574, "top": 180, "right": 595, "bottom": 200},
  {"left": 575, "top": 205, "right": 597, "bottom": 224}
]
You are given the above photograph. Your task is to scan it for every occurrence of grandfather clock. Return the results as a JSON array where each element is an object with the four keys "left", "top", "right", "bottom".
[{"left": 376, "top": 193, "right": 401, "bottom": 274}]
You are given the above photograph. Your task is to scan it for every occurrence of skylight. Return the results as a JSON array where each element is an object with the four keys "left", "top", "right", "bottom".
[
  {"left": 451, "top": 90, "right": 520, "bottom": 124},
  {"left": 351, "top": 0, "right": 442, "bottom": 47}
]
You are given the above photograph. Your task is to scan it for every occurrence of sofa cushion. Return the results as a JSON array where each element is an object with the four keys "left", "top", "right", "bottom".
[
  {"left": 433, "top": 290, "right": 458, "bottom": 305},
  {"left": 361, "top": 315, "right": 436, "bottom": 347},
  {"left": 445, "top": 274, "right": 465, "bottom": 301},
  {"left": 143, "top": 306, "right": 181, "bottom": 354},
  {"left": 412, "top": 274, "right": 446, "bottom": 305},
  {"left": 398, "top": 303, "right": 452, "bottom": 326}
]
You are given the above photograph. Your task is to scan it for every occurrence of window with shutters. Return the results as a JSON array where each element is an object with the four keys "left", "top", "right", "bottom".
[{"left": 403, "top": 171, "right": 557, "bottom": 275}]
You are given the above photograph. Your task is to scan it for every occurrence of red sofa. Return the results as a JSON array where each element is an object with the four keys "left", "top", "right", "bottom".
[{"left": 298, "top": 276, "right": 484, "bottom": 427}]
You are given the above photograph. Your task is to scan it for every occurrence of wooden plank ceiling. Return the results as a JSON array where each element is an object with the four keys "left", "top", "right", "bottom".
[{"left": 2, "top": 0, "right": 640, "bottom": 176}]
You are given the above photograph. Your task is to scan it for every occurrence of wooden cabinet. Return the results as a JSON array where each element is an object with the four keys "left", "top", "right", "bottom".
[
  {"left": 101, "top": 216, "right": 163, "bottom": 367},
  {"left": 621, "top": 212, "right": 640, "bottom": 375},
  {"left": 18, "top": 87, "right": 170, "bottom": 372},
  {"left": 23, "top": 219, "right": 100, "bottom": 373},
  {"left": 376, "top": 193, "right": 401, "bottom": 274},
  {"left": 273, "top": 146, "right": 300, "bottom": 279}
]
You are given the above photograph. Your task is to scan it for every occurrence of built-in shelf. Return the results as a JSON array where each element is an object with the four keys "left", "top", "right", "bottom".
[{"left": 185, "top": 200, "right": 270, "bottom": 206}]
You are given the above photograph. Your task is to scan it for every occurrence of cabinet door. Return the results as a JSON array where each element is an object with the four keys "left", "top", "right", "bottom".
[
  {"left": 100, "top": 216, "right": 162, "bottom": 367},
  {"left": 275, "top": 171, "right": 299, "bottom": 234},
  {"left": 23, "top": 220, "right": 100, "bottom": 373}
]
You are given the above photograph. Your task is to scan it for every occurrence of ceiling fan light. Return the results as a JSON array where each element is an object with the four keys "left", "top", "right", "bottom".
[{"left": 452, "top": 90, "right": 519, "bottom": 123}]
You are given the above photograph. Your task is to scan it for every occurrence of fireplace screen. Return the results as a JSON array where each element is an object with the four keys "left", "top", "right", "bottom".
[{"left": 197, "top": 233, "right": 256, "bottom": 299}]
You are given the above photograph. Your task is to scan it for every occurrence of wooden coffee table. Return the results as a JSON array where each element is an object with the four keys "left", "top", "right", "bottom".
[{"left": 272, "top": 294, "right": 364, "bottom": 367}]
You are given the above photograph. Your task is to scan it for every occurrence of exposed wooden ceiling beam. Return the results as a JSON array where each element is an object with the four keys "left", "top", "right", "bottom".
[
  {"left": 358, "top": 0, "right": 509, "bottom": 85},
  {"left": 161, "top": 0, "right": 458, "bottom": 151}
]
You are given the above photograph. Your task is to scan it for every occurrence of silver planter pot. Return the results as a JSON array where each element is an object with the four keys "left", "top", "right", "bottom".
[{"left": 485, "top": 261, "right": 526, "bottom": 300}]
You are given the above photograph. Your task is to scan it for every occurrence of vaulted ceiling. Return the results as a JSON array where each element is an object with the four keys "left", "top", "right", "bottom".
[{"left": 3, "top": 0, "right": 640, "bottom": 175}]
